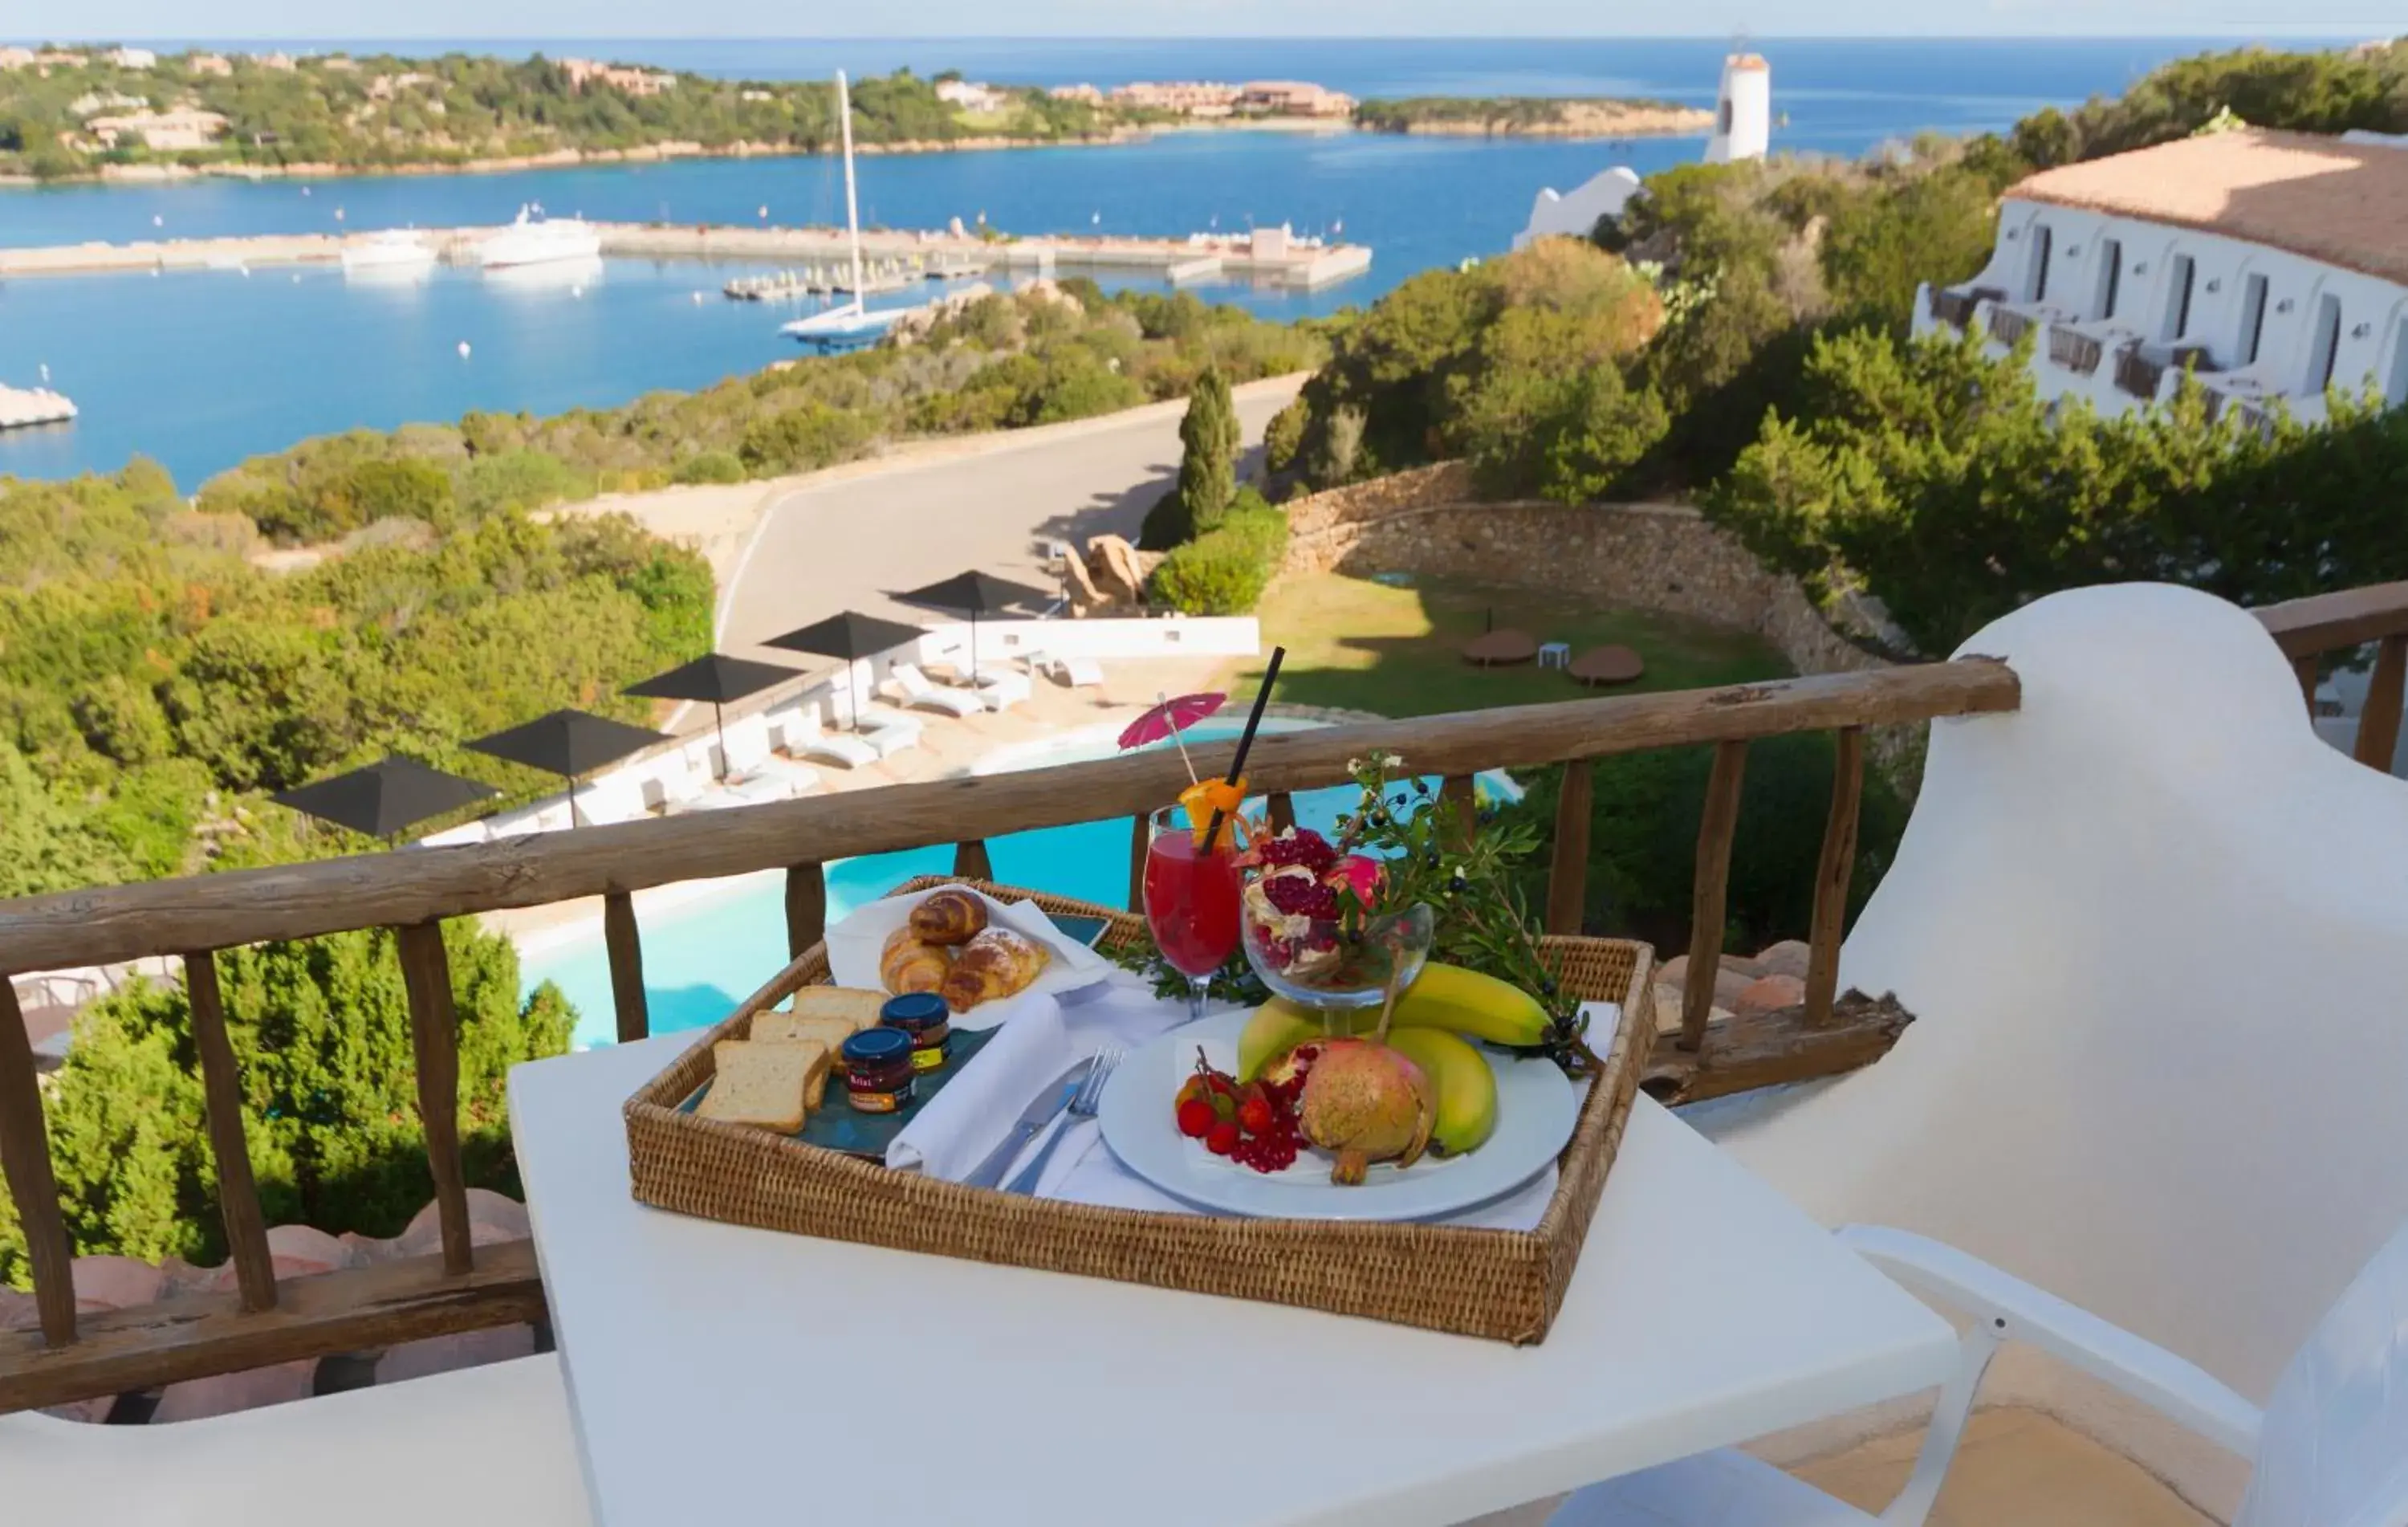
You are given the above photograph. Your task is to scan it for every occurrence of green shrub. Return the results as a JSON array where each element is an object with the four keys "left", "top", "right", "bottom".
[
  {"left": 1137, "top": 487, "right": 1190, "bottom": 552},
  {"left": 1263, "top": 394, "right": 1310, "bottom": 474},
  {"left": 0, "top": 923, "right": 572, "bottom": 1285},
  {"left": 1149, "top": 503, "right": 1288, "bottom": 615},
  {"left": 671, "top": 450, "right": 748, "bottom": 485}
]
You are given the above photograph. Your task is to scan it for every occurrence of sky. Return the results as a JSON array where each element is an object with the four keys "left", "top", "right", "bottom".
[{"left": 4, "top": 2, "right": 2399, "bottom": 39}]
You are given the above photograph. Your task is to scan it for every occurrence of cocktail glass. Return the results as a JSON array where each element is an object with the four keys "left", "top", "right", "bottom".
[{"left": 1143, "top": 808, "right": 1244, "bottom": 1024}]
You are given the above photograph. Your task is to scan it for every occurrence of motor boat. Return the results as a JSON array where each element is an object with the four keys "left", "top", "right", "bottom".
[
  {"left": 474, "top": 207, "right": 603, "bottom": 269},
  {"left": 340, "top": 230, "right": 438, "bottom": 274}
]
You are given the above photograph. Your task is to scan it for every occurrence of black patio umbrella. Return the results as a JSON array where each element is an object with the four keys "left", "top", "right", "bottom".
[
  {"left": 762, "top": 611, "right": 926, "bottom": 732},
  {"left": 270, "top": 755, "right": 500, "bottom": 843},
  {"left": 897, "top": 569, "right": 1054, "bottom": 683},
  {"left": 624, "top": 653, "right": 799, "bottom": 780},
  {"left": 466, "top": 709, "right": 673, "bottom": 827}
]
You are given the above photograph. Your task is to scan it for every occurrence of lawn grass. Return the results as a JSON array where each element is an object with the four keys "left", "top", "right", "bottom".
[{"left": 1217, "top": 571, "right": 1791, "bottom": 719}]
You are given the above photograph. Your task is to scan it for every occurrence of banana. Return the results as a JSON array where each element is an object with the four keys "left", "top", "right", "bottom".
[
  {"left": 1235, "top": 963, "right": 1550, "bottom": 1081},
  {"left": 1391, "top": 963, "right": 1552, "bottom": 1049},
  {"left": 1236, "top": 1003, "right": 1324, "bottom": 1081},
  {"left": 1385, "top": 1027, "right": 1499, "bottom": 1156}
]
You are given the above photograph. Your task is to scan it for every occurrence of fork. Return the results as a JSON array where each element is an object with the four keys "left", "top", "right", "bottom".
[{"left": 1005, "top": 1047, "right": 1121, "bottom": 1195}]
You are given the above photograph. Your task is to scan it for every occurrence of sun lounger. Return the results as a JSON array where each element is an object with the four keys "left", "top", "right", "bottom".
[
  {"left": 885, "top": 663, "right": 986, "bottom": 719},
  {"left": 856, "top": 707, "right": 923, "bottom": 758},
  {"left": 975, "top": 670, "right": 1032, "bottom": 711},
  {"left": 644, "top": 769, "right": 706, "bottom": 815},
  {"left": 752, "top": 755, "right": 823, "bottom": 795},
  {"left": 1041, "top": 654, "right": 1104, "bottom": 690},
  {"left": 771, "top": 700, "right": 881, "bottom": 770}
]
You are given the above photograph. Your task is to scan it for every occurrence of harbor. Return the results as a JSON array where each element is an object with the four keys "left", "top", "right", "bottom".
[{"left": 0, "top": 220, "right": 1373, "bottom": 291}]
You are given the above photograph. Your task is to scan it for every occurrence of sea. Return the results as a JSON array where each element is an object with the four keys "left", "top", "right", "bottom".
[{"left": 0, "top": 36, "right": 2362, "bottom": 487}]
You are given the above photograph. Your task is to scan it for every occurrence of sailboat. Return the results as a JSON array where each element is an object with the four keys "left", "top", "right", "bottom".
[{"left": 782, "top": 71, "right": 904, "bottom": 349}]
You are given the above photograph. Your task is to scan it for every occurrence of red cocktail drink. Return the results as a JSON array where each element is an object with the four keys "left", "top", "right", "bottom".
[{"left": 1145, "top": 814, "right": 1243, "bottom": 1021}]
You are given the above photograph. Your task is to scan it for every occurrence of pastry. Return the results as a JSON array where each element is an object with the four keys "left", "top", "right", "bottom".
[
  {"left": 938, "top": 926, "right": 1051, "bottom": 1013},
  {"left": 881, "top": 926, "right": 952, "bottom": 996},
  {"left": 909, "top": 889, "right": 989, "bottom": 946}
]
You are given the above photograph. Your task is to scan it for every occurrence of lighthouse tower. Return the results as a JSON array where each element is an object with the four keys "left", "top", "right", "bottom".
[{"left": 1704, "top": 53, "right": 1771, "bottom": 164}]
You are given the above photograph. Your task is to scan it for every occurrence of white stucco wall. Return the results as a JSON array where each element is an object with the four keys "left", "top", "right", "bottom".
[
  {"left": 1514, "top": 168, "right": 1643, "bottom": 250},
  {"left": 1703, "top": 56, "right": 1770, "bottom": 165},
  {"left": 1699, "top": 583, "right": 2408, "bottom": 1413},
  {"left": 1914, "top": 197, "right": 2408, "bottom": 421}
]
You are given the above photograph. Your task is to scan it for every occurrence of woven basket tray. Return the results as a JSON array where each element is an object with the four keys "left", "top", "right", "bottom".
[{"left": 624, "top": 878, "right": 1652, "bottom": 1345}]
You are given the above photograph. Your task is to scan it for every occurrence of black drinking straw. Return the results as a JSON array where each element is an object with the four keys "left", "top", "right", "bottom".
[{"left": 1204, "top": 645, "right": 1284, "bottom": 851}]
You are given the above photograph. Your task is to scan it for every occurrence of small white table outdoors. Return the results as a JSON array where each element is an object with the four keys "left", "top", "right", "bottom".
[{"left": 510, "top": 1035, "right": 1956, "bottom": 1527}]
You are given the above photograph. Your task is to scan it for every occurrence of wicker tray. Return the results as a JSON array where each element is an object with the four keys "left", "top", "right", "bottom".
[{"left": 624, "top": 878, "right": 1653, "bottom": 1345}]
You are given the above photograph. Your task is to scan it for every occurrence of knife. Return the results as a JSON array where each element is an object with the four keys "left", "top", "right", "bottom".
[{"left": 960, "top": 1057, "right": 1095, "bottom": 1191}]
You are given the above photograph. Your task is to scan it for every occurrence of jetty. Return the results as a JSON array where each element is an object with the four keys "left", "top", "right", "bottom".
[
  {"left": 0, "top": 385, "right": 76, "bottom": 431},
  {"left": 0, "top": 220, "right": 1372, "bottom": 291}
]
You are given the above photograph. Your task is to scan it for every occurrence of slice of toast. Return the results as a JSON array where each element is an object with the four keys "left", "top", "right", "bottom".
[
  {"left": 698, "top": 1039, "right": 828, "bottom": 1132},
  {"left": 753, "top": 1012, "right": 860, "bottom": 1063},
  {"left": 781, "top": 986, "right": 885, "bottom": 1034}
]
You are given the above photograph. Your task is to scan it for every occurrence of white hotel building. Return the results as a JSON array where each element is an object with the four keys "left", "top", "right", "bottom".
[{"left": 1914, "top": 128, "right": 2408, "bottom": 426}]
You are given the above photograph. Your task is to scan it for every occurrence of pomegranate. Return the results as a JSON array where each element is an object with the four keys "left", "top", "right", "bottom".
[{"left": 1298, "top": 1037, "right": 1435, "bottom": 1186}]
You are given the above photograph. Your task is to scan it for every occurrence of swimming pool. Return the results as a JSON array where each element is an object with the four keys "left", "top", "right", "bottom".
[{"left": 518, "top": 720, "right": 1509, "bottom": 1049}]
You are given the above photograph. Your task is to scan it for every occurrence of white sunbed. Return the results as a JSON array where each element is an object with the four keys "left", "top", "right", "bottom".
[
  {"left": 974, "top": 670, "right": 1032, "bottom": 711},
  {"left": 751, "top": 755, "right": 824, "bottom": 796},
  {"left": 775, "top": 702, "right": 882, "bottom": 770},
  {"left": 856, "top": 707, "right": 923, "bottom": 758},
  {"left": 885, "top": 663, "right": 986, "bottom": 719},
  {"left": 1043, "top": 654, "right": 1105, "bottom": 690},
  {"left": 645, "top": 769, "right": 706, "bottom": 816}
]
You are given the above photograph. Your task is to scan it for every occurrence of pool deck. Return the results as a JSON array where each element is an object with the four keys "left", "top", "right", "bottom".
[{"left": 482, "top": 651, "right": 1235, "bottom": 949}]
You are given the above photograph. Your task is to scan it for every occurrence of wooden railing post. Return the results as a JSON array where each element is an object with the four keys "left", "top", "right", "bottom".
[
  {"left": 2353, "top": 634, "right": 2407, "bottom": 772},
  {"left": 954, "top": 840, "right": 995, "bottom": 882},
  {"left": 1266, "top": 792, "right": 1296, "bottom": 835},
  {"left": 394, "top": 923, "right": 472, "bottom": 1278},
  {"left": 1544, "top": 759, "right": 1592, "bottom": 935},
  {"left": 0, "top": 979, "right": 75, "bottom": 1346},
  {"left": 184, "top": 951, "right": 276, "bottom": 1313},
  {"left": 1128, "top": 813, "right": 1149, "bottom": 914},
  {"left": 1440, "top": 774, "right": 1479, "bottom": 852},
  {"left": 603, "top": 891, "right": 648, "bottom": 1044},
  {"left": 1804, "top": 729, "right": 1865, "bottom": 1027},
  {"left": 2293, "top": 655, "right": 2320, "bottom": 715},
  {"left": 784, "top": 862, "right": 827, "bottom": 959},
  {"left": 1680, "top": 741, "right": 1749, "bottom": 1053}
]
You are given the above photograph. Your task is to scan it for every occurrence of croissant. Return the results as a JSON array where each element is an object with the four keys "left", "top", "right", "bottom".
[
  {"left": 880, "top": 926, "right": 952, "bottom": 996},
  {"left": 938, "top": 927, "right": 1051, "bottom": 1013},
  {"left": 909, "top": 889, "right": 989, "bottom": 947}
]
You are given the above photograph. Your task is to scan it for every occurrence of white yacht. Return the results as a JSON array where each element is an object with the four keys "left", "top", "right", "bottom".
[
  {"left": 782, "top": 71, "right": 905, "bottom": 350},
  {"left": 474, "top": 206, "right": 603, "bottom": 269},
  {"left": 340, "top": 229, "right": 437, "bottom": 274}
]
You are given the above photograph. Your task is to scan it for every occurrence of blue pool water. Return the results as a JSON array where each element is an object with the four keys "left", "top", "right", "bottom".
[{"left": 519, "top": 721, "right": 1495, "bottom": 1049}]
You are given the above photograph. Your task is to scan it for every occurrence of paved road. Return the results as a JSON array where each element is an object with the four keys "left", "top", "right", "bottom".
[{"left": 718, "top": 378, "right": 1303, "bottom": 655}]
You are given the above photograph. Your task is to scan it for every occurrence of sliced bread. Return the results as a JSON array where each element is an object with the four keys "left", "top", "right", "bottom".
[
  {"left": 753, "top": 1012, "right": 861, "bottom": 1065},
  {"left": 781, "top": 986, "right": 885, "bottom": 1033},
  {"left": 698, "top": 1039, "right": 829, "bottom": 1132}
]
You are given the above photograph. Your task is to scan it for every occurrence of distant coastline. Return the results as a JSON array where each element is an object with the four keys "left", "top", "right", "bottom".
[{"left": 1355, "top": 97, "right": 1715, "bottom": 139}]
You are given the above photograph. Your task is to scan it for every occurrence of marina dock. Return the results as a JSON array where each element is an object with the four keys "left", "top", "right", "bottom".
[
  {"left": 0, "top": 221, "right": 1371, "bottom": 291},
  {"left": 0, "top": 385, "right": 76, "bottom": 431}
]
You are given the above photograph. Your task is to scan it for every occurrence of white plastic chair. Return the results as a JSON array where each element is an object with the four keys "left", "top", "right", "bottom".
[
  {"left": 1548, "top": 1220, "right": 2408, "bottom": 1526},
  {"left": 0, "top": 1354, "right": 589, "bottom": 1526}
]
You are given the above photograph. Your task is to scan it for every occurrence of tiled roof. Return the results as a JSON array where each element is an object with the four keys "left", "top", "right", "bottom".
[{"left": 2009, "top": 129, "right": 2408, "bottom": 288}]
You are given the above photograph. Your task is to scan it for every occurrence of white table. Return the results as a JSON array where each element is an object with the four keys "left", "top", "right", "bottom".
[{"left": 510, "top": 1035, "right": 1956, "bottom": 1527}]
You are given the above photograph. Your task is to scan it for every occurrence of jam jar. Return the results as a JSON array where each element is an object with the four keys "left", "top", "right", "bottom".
[
  {"left": 841, "top": 1028, "right": 917, "bottom": 1114},
  {"left": 880, "top": 992, "right": 952, "bottom": 1073}
]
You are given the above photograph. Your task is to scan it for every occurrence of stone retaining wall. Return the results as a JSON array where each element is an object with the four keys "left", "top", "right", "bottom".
[{"left": 1281, "top": 470, "right": 1909, "bottom": 679}]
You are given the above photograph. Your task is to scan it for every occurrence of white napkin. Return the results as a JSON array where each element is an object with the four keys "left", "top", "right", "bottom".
[
  {"left": 824, "top": 883, "right": 1112, "bottom": 1031},
  {"left": 884, "top": 992, "right": 1070, "bottom": 1179}
]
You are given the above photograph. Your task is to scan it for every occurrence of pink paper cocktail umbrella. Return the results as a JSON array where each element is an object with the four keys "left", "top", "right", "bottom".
[{"left": 1119, "top": 691, "right": 1227, "bottom": 784}]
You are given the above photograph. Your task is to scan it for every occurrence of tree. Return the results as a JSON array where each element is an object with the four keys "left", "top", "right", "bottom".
[
  {"left": 0, "top": 922, "right": 575, "bottom": 1288},
  {"left": 1173, "top": 368, "right": 1238, "bottom": 535}
]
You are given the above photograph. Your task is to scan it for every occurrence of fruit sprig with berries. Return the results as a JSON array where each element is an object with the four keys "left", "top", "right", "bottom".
[{"left": 1173, "top": 1048, "right": 1307, "bottom": 1174}]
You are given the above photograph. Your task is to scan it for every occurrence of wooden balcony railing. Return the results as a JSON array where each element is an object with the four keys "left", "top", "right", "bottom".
[
  {"left": 2258, "top": 582, "right": 2408, "bottom": 771},
  {"left": 1926, "top": 284, "right": 2002, "bottom": 332},
  {"left": 0, "top": 660, "right": 2020, "bottom": 1413},
  {"left": 1987, "top": 306, "right": 2034, "bottom": 347}
]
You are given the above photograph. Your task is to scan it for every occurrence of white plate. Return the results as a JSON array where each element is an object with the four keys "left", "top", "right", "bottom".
[{"left": 1095, "top": 1008, "right": 1582, "bottom": 1222}]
